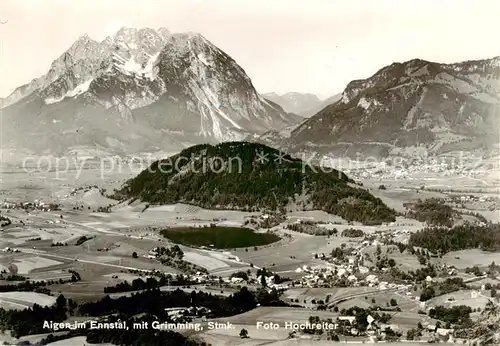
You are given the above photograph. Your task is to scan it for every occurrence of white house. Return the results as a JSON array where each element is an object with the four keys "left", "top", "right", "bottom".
[
  {"left": 347, "top": 275, "right": 357, "bottom": 282},
  {"left": 338, "top": 316, "right": 356, "bottom": 324}
]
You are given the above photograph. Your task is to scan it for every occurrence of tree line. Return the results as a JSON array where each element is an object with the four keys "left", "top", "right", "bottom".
[
  {"left": 1, "top": 285, "right": 291, "bottom": 345},
  {"left": 103, "top": 275, "right": 197, "bottom": 294},
  {"left": 405, "top": 198, "right": 457, "bottom": 227},
  {"left": 409, "top": 223, "right": 500, "bottom": 253}
]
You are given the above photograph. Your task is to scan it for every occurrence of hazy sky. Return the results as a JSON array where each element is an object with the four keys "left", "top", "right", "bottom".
[{"left": 0, "top": 0, "right": 499, "bottom": 98}]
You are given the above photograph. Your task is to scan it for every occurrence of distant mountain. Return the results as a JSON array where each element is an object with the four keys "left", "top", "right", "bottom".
[
  {"left": 300, "top": 93, "right": 342, "bottom": 118},
  {"left": 113, "top": 141, "right": 396, "bottom": 225},
  {"left": 259, "top": 57, "right": 500, "bottom": 159},
  {"left": 262, "top": 92, "right": 324, "bottom": 117},
  {"left": 0, "top": 28, "right": 300, "bottom": 156}
]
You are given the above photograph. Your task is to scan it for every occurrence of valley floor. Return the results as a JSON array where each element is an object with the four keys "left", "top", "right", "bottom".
[{"left": 0, "top": 162, "right": 499, "bottom": 345}]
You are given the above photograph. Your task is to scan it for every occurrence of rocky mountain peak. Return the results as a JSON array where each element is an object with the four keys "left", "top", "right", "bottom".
[
  {"left": 1, "top": 26, "right": 299, "bottom": 155},
  {"left": 0, "top": 27, "right": 177, "bottom": 109},
  {"left": 110, "top": 27, "right": 170, "bottom": 48},
  {"left": 72, "top": 33, "right": 95, "bottom": 45},
  {"left": 156, "top": 27, "right": 171, "bottom": 37},
  {"left": 160, "top": 32, "right": 215, "bottom": 58}
]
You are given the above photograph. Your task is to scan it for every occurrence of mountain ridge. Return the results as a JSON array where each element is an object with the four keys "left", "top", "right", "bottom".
[
  {"left": 258, "top": 56, "right": 500, "bottom": 159},
  {"left": 262, "top": 92, "right": 334, "bottom": 117}
]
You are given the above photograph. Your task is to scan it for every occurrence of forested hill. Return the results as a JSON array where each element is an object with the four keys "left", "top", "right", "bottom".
[{"left": 113, "top": 142, "right": 396, "bottom": 224}]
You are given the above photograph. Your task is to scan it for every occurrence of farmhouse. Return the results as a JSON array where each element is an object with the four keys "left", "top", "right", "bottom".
[{"left": 337, "top": 316, "right": 356, "bottom": 324}]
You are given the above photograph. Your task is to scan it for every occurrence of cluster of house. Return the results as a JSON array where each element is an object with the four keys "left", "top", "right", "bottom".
[
  {"left": 459, "top": 195, "right": 477, "bottom": 202},
  {"left": 143, "top": 248, "right": 159, "bottom": 260},
  {"left": 436, "top": 263, "right": 459, "bottom": 276},
  {"left": 45, "top": 219, "right": 63, "bottom": 225},
  {"left": 368, "top": 321, "right": 455, "bottom": 342},
  {"left": 223, "top": 272, "right": 288, "bottom": 291},
  {"left": 1, "top": 199, "right": 59, "bottom": 212},
  {"left": 304, "top": 313, "right": 456, "bottom": 342},
  {"left": 342, "top": 156, "right": 489, "bottom": 182},
  {"left": 292, "top": 239, "right": 372, "bottom": 288},
  {"left": 388, "top": 229, "right": 411, "bottom": 236},
  {"left": 0, "top": 201, "right": 16, "bottom": 209},
  {"left": 164, "top": 306, "right": 211, "bottom": 321},
  {"left": 2, "top": 247, "right": 21, "bottom": 253},
  {"left": 68, "top": 185, "right": 100, "bottom": 196},
  {"left": 293, "top": 262, "right": 412, "bottom": 292},
  {"left": 424, "top": 325, "right": 455, "bottom": 343}
]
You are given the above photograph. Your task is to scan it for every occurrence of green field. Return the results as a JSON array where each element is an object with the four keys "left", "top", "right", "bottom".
[{"left": 160, "top": 226, "right": 280, "bottom": 249}]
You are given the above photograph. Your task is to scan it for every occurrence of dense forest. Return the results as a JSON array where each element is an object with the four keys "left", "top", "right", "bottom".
[
  {"left": 41, "top": 323, "right": 208, "bottom": 346},
  {"left": 0, "top": 271, "right": 80, "bottom": 293},
  {"left": 341, "top": 228, "right": 364, "bottom": 237},
  {"left": 0, "top": 294, "right": 68, "bottom": 337},
  {"left": 0, "top": 215, "right": 11, "bottom": 227},
  {"left": 112, "top": 142, "right": 396, "bottom": 225},
  {"left": 79, "top": 286, "right": 287, "bottom": 318},
  {"left": 419, "top": 278, "right": 467, "bottom": 302},
  {"left": 429, "top": 305, "right": 473, "bottom": 326},
  {"left": 409, "top": 223, "right": 500, "bottom": 253},
  {"left": 103, "top": 275, "right": 195, "bottom": 293},
  {"left": 405, "top": 198, "right": 458, "bottom": 227}
]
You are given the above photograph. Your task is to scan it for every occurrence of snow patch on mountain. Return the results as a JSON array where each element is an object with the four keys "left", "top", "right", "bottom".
[
  {"left": 197, "top": 53, "right": 211, "bottom": 66},
  {"left": 143, "top": 53, "right": 161, "bottom": 79},
  {"left": 3, "top": 27, "right": 171, "bottom": 109},
  {"left": 122, "top": 57, "right": 143, "bottom": 74},
  {"left": 44, "top": 79, "right": 94, "bottom": 104},
  {"left": 114, "top": 52, "right": 160, "bottom": 79}
]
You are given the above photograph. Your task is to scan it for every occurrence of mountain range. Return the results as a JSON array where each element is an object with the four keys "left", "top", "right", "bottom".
[
  {"left": 262, "top": 92, "right": 341, "bottom": 118},
  {"left": 0, "top": 27, "right": 299, "bottom": 156},
  {"left": 259, "top": 57, "right": 500, "bottom": 159}
]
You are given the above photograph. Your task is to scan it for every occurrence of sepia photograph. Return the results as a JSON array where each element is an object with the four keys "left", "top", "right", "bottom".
[{"left": 0, "top": 0, "right": 499, "bottom": 345}]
